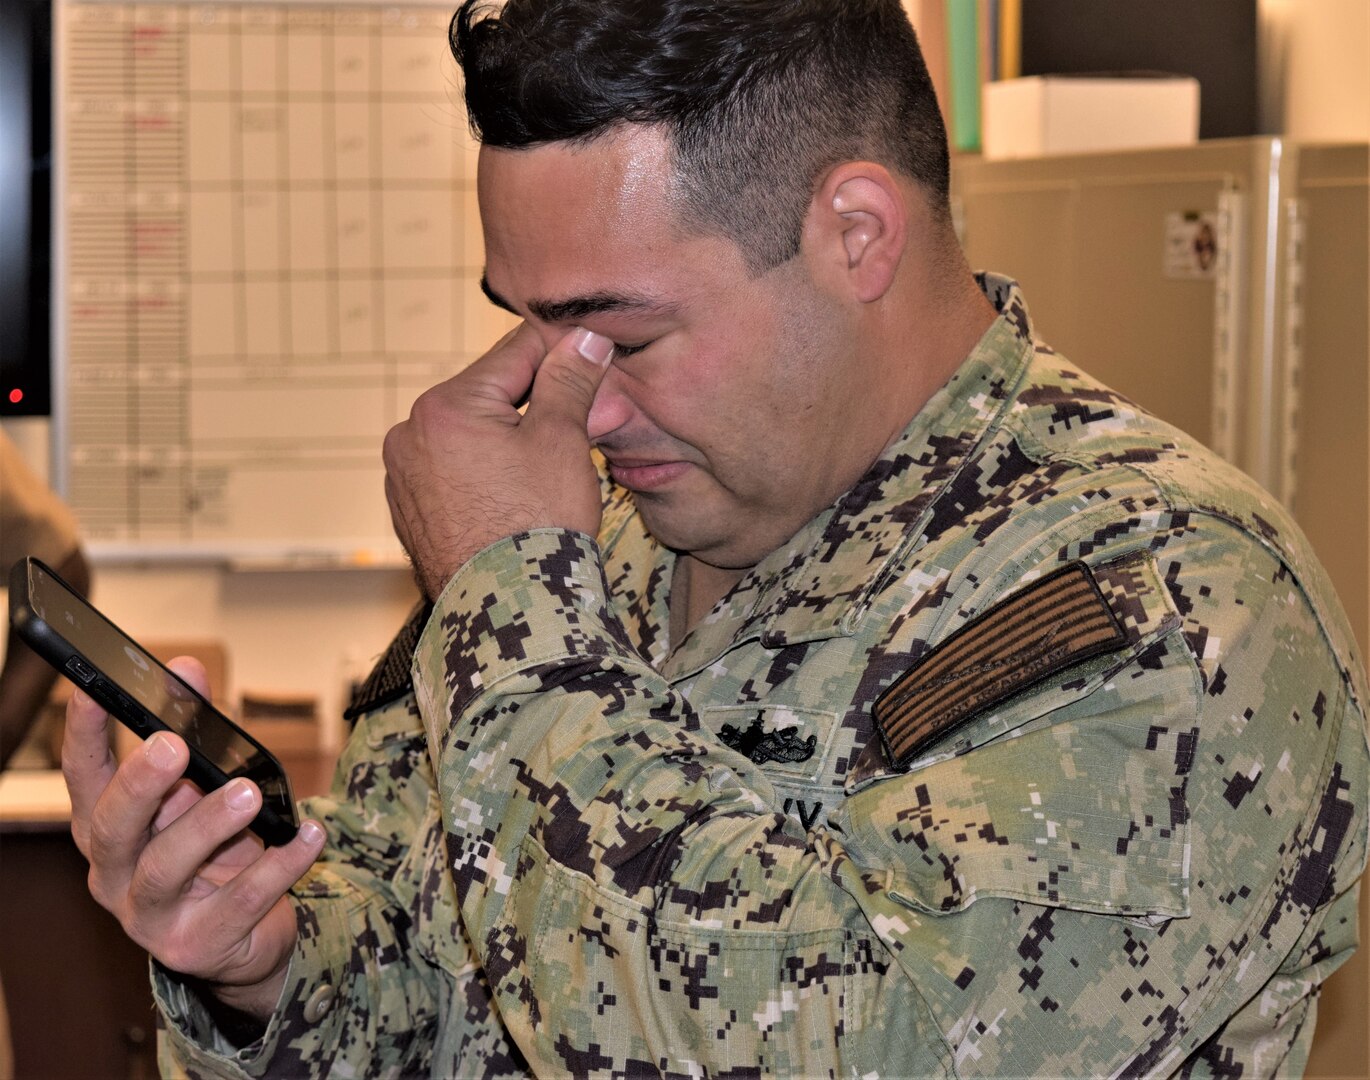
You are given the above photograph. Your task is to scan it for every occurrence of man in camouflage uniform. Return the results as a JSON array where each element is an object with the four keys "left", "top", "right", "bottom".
[{"left": 62, "top": 1, "right": 1367, "bottom": 1076}]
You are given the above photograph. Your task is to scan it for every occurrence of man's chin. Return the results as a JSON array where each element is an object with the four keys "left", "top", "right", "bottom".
[
  {"left": 632, "top": 498, "right": 715, "bottom": 554},
  {"left": 630, "top": 506, "right": 769, "bottom": 571}
]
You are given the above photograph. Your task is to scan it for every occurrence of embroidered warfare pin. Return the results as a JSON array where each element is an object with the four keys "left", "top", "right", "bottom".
[{"left": 873, "top": 561, "right": 1126, "bottom": 768}]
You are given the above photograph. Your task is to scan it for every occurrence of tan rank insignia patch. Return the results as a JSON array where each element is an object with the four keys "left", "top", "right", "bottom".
[{"left": 874, "top": 561, "right": 1127, "bottom": 768}]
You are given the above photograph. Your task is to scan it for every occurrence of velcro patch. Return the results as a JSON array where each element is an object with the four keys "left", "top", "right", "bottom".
[
  {"left": 874, "top": 561, "right": 1126, "bottom": 768},
  {"left": 343, "top": 600, "right": 433, "bottom": 723}
]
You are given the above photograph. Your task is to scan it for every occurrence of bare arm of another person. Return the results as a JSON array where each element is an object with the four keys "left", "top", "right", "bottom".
[
  {"left": 0, "top": 546, "right": 90, "bottom": 769},
  {"left": 1, "top": 431, "right": 93, "bottom": 768}
]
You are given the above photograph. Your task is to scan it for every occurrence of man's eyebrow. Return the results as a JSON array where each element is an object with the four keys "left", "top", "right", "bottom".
[
  {"left": 480, "top": 273, "right": 676, "bottom": 324},
  {"left": 480, "top": 275, "right": 518, "bottom": 315}
]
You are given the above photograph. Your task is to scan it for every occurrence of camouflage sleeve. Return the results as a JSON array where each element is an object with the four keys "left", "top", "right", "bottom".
[
  {"left": 153, "top": 693, "right": 446, "bottom": 1079},
  {"left": 413, "top": 526, "right": 1366, "bottom": 1076}
]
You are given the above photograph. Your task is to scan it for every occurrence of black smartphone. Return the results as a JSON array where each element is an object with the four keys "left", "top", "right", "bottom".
[{"left": 8, "top": 556, "right": 299, "bottom": 846}]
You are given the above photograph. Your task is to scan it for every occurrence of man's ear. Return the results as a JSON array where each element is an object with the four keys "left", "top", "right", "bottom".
[{"left": 803, "top": 161, "right": 908, "bottom": 303}]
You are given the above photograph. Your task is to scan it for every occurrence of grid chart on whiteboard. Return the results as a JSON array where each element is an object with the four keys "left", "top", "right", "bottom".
[{"left": 62, "top": 2, "right": 517, "bottom": 553}]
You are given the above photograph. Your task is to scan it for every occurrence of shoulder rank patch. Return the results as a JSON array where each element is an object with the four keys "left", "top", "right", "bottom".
[
  {"left": 343, "top": 600, "right": 433, "bottom": 724},
  {"left": 874, "top": 561, "right": 1126, "bottom": 768}
]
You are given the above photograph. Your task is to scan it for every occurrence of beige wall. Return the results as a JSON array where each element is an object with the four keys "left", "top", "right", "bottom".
[
  {"left": 1260, "top": 0, "right": 1370, "bottom": 140},
  {"left": 1264, "top": 3, "right": 1369, "bottom": 1073}
]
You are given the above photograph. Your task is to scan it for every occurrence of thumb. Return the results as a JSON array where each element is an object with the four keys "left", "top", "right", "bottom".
[
  {"left": 527, "top": 326, "right": 615, "bottom": 431},
  {"left": 164, "top": 655, "right": 212, "bottom": 701}
]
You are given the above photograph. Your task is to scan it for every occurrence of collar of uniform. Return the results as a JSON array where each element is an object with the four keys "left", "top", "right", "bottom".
[{"left": 655, "top": 273, "right": 1037, "bottom": 674}]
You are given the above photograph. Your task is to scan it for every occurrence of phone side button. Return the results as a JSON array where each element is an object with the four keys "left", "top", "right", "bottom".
[{"left": 65, "top": 656, "right": 98, "bottom": 685}]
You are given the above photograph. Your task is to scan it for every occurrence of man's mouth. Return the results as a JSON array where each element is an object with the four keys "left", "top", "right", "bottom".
[{"left": 604, "top": 457, "right": 692, "bottom": 493}]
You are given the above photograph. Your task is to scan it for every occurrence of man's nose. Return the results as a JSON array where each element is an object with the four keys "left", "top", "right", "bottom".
[{"left": 586, "top": 367, "right": 634, "bottom": 442}]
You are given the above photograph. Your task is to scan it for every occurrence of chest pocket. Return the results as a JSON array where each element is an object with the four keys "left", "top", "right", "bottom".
[{"left": 839, "top": 552, "right": 1200, "bottom": 922}]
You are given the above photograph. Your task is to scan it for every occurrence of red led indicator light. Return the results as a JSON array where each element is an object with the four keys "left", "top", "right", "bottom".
[{"left": 7, "top": 388, "right": 22, "bottom": 405}]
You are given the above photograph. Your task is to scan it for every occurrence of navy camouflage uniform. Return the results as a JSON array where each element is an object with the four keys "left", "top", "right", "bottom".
[{"left": 157, "top": 275, "right": 1369, "bottom": 1078}]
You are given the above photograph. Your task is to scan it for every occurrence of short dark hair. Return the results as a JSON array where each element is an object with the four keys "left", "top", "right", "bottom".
[{"left": 451, "top": 0, "right": 950, "bottom": 271}]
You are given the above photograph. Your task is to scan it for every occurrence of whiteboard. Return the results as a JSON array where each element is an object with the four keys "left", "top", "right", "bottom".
[{"left": 55, "top": 0, "right": 518, "bottom": 563}]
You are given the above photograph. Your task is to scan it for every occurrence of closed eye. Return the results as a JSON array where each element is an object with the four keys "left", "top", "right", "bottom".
[{"left": 613, "top": 341, "right": 652, "bottom": 358}]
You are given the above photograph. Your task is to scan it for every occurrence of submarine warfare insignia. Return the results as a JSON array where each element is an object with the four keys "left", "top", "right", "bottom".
[{"left": 719, "top": 713, "right": 818, "bottom": 765}]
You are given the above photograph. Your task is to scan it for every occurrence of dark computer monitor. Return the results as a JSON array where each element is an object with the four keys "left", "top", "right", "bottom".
[{"left": 0, "top": 0, "right": 53, "bottom": 417}]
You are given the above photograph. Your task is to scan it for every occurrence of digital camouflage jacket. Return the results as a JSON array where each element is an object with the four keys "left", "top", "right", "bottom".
[{"left": 157, "top": 276, "right": 1369, "bottom": 1078}]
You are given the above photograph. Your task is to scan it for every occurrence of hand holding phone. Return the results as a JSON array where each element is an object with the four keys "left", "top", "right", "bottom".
[{"left": 9, "top": 557, "right": 328, "bottom": 1019}]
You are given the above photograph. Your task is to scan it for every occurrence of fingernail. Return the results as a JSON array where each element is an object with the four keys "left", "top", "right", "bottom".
[
  {"left": 571, "top": 327, "right": 613, "bottom": 366},
  {"left": 226, "top": 778, "right": 257, "bottom": 811},
  {"left": 145, "top": 732, "right": 177, "bottom": 768},
  {"left": 299, "top": 820, "right": 326, "bottom": 846}
]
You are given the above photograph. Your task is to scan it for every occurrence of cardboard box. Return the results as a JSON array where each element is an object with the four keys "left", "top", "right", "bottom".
[
  {"left": 982, "top": 75, "right": 1200, "bottom": 160},
  {"left": 239, "top": 691, "right": 321, "bottom": 754},
  {"left": 1018, "top": 0, "right": 1256, "bottom": 140}
]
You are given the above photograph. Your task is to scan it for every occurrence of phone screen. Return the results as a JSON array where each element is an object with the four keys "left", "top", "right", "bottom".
[{"left": 25, "top": 561, "right": 294, "bottom": 817}]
